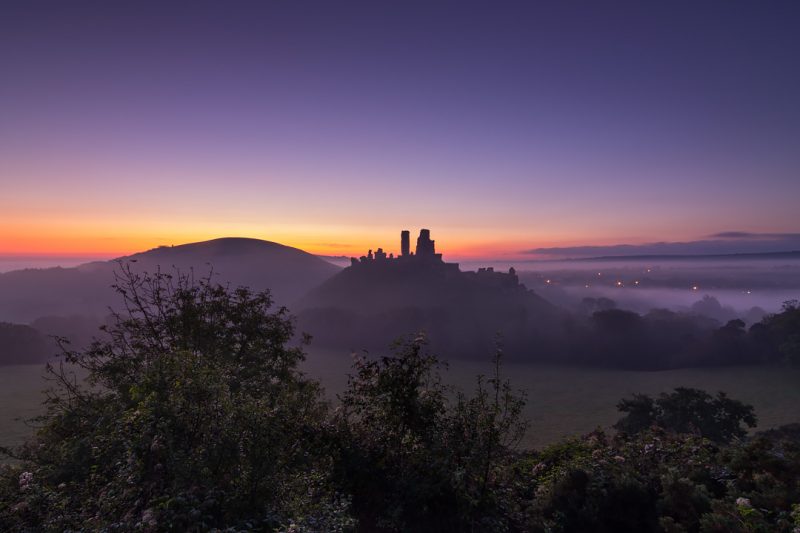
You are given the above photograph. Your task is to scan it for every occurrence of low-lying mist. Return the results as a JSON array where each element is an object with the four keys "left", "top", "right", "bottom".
[{"left": 511, "top": 257, "right": 800, "bottom": 323}]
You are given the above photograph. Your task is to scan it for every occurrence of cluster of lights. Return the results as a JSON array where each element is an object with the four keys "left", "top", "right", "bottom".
[
  {"left": 592, "top": 284, "right": 752, "bottom": 293},
  {"left": 545, "top": 269, "right": 662, "bottom": 288},
  {"left": 580, "top": 276, "right": 644, "bottom": 289},
  {"left": 571, "top": 268, "right": 742, "bottom": 295}
]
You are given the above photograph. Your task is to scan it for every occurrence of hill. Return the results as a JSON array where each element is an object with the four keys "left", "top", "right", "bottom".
[
  {"left": 0, "top": 238, "right": 340, "bottom": 349},
  {"left": 113, "top": 238, "right": 340, "bottom": 304},
  {"left": 297, "top": 229, "right": 564, "bottom": 358}
]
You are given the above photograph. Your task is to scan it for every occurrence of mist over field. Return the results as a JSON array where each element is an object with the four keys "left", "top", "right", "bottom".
[
  {"left": 0, "top": 257, "right": 105, "bottom": 273},
  {"left": 513, "top": 256, "right": 800, "bottom": 321},
  {"left": 2, "top": 244, "right": 800, "bottom": 368}
]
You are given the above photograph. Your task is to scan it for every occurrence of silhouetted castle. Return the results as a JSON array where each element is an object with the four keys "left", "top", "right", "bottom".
[
  {"left": 350, "top": 229, "right": 520, "bottom": 289},
  {"left": 299, "top": 230, "right": 548, "bottom": 356},
  {"left": 351, "top": 228, "right": 450, "bottom": 267}
]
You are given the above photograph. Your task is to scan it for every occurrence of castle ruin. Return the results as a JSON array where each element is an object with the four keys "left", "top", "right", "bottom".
[
  {"left": 351, "top": 228, "right": 448, "bottom": 267},
  {"left": 350, "top": 229, "right": 520, "bottom": 289}
]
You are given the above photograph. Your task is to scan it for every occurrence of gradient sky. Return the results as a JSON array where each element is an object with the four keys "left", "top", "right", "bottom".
[{"left": 2, "top": 1, "right": 799, "bottom": 262}]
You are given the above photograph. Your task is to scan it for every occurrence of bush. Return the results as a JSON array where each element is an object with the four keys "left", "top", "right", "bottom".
[
  {"left": 517, "top": 425, "right": 800, "bottom": 533},
  {"left": 0, "top": 266, "right": 348, "bottom": 531},
  {"left": 333, "top": 336, "right": 528, "bottom": 532},
  {"left": 615, "top": 387, "right": 757, "bottom": 443}
]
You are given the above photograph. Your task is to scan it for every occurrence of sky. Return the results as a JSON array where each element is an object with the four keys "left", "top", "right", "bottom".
[{"left": 1, "top": 1, "right": 799, "bottom": 263}]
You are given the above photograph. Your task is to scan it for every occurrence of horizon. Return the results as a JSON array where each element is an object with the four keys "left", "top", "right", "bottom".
[
  {"left": 3, "top": 231, "right": 800, "bottom": 274},
  {"left": 2, "top": 1, "right": 800, "bottom": 259}
]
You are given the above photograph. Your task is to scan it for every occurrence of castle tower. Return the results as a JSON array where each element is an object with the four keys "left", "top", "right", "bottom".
[
  {"left": 415, "top": 228, "right": 436, "bottom": 257},
  {"left": 401, "top": 230, "right": 410, "bottom": 257}
]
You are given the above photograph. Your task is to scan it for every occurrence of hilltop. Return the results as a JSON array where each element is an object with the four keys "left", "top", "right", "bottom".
[
  {"left": 0, "top": 238, "right": 341, "bottom": 362},
  {"left": 298, "top": 229, "right": 563, "bottom": 358},
  {"left": 111, "top": 238, "right": 340, "bottom": 303}
]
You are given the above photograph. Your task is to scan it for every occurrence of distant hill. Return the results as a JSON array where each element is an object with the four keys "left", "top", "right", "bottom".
[
  {"left": 114, "top": 238, "right": 340, "bottom": 304},
  {"left": 0, "top": 238, "right": 340, "bottom": 327}
]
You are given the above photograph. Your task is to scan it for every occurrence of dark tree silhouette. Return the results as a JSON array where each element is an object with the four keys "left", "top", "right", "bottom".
[{"left": 614, "top": 387, "right": 757, "bottom": 443}]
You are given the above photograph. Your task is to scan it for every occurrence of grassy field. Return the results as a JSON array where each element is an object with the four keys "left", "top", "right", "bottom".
[
  {"left": 3, "top": 355, "right": 800, "bottom": 452},
  {"left": 301, "top": 350, "right": 800, "bottom": 449},
  {"left": 0, "top": 365, "right": 53, "bottom": 453}
]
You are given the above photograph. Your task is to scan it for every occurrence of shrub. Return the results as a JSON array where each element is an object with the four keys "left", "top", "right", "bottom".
[
  {"left": 615, "top": 387, "right": 757, "bottom": 443},
  {"left": 333, "top": 336, "right": 527, "bottom": 532},
  {"left": 0, "top": 265, "right": 347, "bottom": 531}
]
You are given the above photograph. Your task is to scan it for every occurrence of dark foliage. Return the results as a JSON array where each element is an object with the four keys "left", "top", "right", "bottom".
[
  {"left": 0, "top": 266, "right": 347, "bottom": 531},
  {"left": 761, "top": 300, "right": 800, "bottom": 366},
  {"left": 516, "top": 426, "right": 800, "bottom": 532},
  {"left": 615, "top": 387, "right": 757, "bottom": 443},
  {"left": 564, "top": 301, "right": 800, "bottom": 370},
  {"left": 0, "top": 267, "right": 529, "bottom": 532},
  {"left": 333, "top": 337, "right": 527, "bottom": 531},
  {"left": 0, "top": 322, "right": 50, "bottom": 365}
]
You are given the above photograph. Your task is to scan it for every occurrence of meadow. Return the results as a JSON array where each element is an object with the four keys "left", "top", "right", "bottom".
[
  {"left": 304, "top": 350, "right": 800, "bottom": 449},
  {"left": 0, "top": 364, "right": 51, "bottom": 453},
  {"left": 3, "top": 354, "right": 799, "bottom": 452}
]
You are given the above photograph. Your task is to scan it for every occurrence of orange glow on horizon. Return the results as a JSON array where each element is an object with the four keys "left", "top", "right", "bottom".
[
  {"left": 0, "top": 220, "right": 692, "bottom": 262},
  {"left": 0, "top": 226, "right": 578, "bottom": 261},
  {"left": 0, "top": 235, "right": 537, "bottom": 261}
]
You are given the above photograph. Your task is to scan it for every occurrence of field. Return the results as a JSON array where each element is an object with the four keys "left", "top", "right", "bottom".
[
  {"left": 0, "top": 365, "right": 53, "bottom": 453},
  {"left": 302, "top": 350, "right": 800, "bottom": 448},
  {"left": 3, "top": 355, "right": 800, "bottom": 452}
]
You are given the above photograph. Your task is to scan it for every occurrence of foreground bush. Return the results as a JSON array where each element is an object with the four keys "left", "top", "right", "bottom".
[
  {"left": 333, "top": 338, "right": 527, "bottom": 531},
  {"left": 0, "top": 267, "right": 350, "bottom": 531},
  {"left": 513, "top": 425, "right": 800, "bottom": 532},
  {"left": 0, "top": 267, "right": 529, "bottom": 532}
]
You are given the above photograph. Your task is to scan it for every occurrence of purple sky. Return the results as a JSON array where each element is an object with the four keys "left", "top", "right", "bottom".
[{"left": 1, "top": 1, "right": 799, "bottom": 260}]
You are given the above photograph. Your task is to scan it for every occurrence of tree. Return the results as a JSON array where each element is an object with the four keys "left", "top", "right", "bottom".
[
  {"left": 756, "top": 300, "right": 800, "bottom": 364},
  {"left": 613, "top": 393, "right": 657, "bottom": 435},
  {"left": 334, "top": 335, "right": 527, "bottom": 532},
  {"left": 588, "top": 309, "right": 649, "bottom": 368},
  {"left": 0, "top": 322, "right": 50, "bottom": 365},
  {"left": 614, "top": 387, "right": 757, "bottom": 443},
  {"left": 780, "top": 334, "right": 800, "bottom": 367},
  {"left": 0, "top": 265, "right": 351, "bottom": 532}
]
